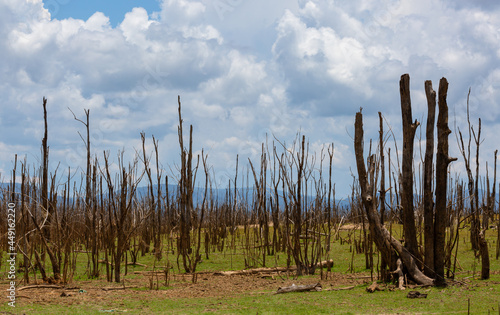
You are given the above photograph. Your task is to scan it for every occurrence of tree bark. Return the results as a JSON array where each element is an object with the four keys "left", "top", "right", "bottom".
[
  {"left": 399, "top": 74, "right": 423, "bottom": 265},
  {"left": 479, "top": 231, "right": 490, "bottom": 280},
  {"left": 423, "top": 80, "right": 436, "bottom": 278},
  {"left": 434, "top": 78, "right": 457, "bottom": 286},
  {"left": 379, "top": 112, "right": 386, "bottom": 226}
]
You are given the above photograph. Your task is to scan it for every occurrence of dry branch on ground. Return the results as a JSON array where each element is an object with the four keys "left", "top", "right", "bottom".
[{"left": 276, "top": 283, "right": 322, "bottom": 294}]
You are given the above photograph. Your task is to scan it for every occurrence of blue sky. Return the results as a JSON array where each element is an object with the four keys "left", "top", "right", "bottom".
[
  {"left": 43, "top": 0, "right": 160, "bottom": 27},
  {"left": 1, "top": 0, "right": 500, "bottom": 198}
]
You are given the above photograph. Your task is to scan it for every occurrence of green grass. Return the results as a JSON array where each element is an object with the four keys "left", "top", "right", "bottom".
[
  {"left": 5, "top": 275, "right": 499, "bottom": 314},
  {"left": 1, "top": 224, "right": 500, "bottom": 314}
]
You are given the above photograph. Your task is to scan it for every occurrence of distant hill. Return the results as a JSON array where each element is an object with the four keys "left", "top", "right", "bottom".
[{"left": 2, "top": 182, "right": 497, "bottom": 212}]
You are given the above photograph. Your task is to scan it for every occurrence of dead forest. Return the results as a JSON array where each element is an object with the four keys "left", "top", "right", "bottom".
[{"left": 0, "top": 74, "right": 499, "bottom": 289}]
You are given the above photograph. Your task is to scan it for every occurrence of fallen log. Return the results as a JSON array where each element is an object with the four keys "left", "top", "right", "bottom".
[
  {"left": 213, "top": 260, "right": 333, "bottom": 276},
  {"left": 276, "top": 283, "right": 322, "bottom": 294},
  {"left": 214, "top": 267, "right": 290, "bottom": 276}
]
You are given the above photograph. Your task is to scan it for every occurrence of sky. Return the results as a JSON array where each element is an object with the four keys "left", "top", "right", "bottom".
[{"left": 1, "top": 0, "right": 500, "bottom": 198}]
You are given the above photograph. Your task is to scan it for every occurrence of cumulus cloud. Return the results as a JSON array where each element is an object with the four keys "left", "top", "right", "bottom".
[{"left": 1, "top": 0, "right": 500, "bottom": 197}]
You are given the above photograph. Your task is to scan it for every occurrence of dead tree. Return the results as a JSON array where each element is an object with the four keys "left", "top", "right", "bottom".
[
  {"left": 378, "top": 112, "right": 392, "bottom": 281},
  {"left": 485, "top": 150, "right": 497, "bottom": 232},
  {"left": 423, "top": 80, "right": 436, "bottom": 277},
  {"left": 191, "top": 151, "right": 209, "bottom": 283},
  {"left": 399, "top": 74, "right": 423, "bottom": 265},
  {"left": 140, "top": 132, "right": 155, "bottom": 256},
  {"left": 458, "top": 89, "right": 481, "bottom": 252},
  {"left": 177, "top": 96, "right": 197, "bottom": 273},
  {"left": 153, "top": 136, "right": 163, "bottom": 260},
  {"left": 457, "top": 89, "right": 489, "bottom": 279},
  {"left": 494, "top": 150, "right": 500, "bottom": 259},
  {"left": 354, "top": 110, "right": 433, "bottom": 286},
  {"left": 69, "top": 108, "right": 98, "bottom": 278},
  {"left": 41, "top": 97, "right": 49, "bottom": 238},
  {"left": 497, "top": 181, "right": 500, "bottom": 260},
  {"left": 378, "top": 113, "right": 387, "bottom": 226},
  {"left": 434, "top": 78, "right": 457, "bottom": 285},
  {"left": 248, "top": 149, "right": 269, "bottom": 267},
  {"left": 37, "top": 97, "right": 61, "bottom": 281},
  {"left": 102, "top": 152, "right": 143, "bottom": 283}
]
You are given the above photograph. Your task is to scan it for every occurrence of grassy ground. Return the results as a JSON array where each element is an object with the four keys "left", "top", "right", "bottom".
[{"left": 1, "top": 225, "right": 499, "bottom": 314}]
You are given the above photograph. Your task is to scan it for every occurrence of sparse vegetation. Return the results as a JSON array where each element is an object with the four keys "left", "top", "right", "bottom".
[{"left": 0, "top": 74, "right": 499, "bottom": 314}]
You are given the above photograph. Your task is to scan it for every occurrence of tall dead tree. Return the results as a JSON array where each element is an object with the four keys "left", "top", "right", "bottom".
[
  {"left": 458, "top": 89, "right": 480, "bottom": 252},
  {"left": 399, "top": 74, "right": 423, "bottom": 266},
  {"left": 423, "top": 80, "right": 436, "bottom": 277},
  {"left": 497, "top": 181, "right": 500, "bottom": 260},
  {"left": 69, "top": 108, "right": 97, "bottom": 278},
  {"left": 354, "top": 110, "right": 433, "bottom": 286},
  {"left": 457, "top": 89, "right": 489, "bottom": 279},
  {"left": 378, "top": 112, "right": 390, "bottom": 281},
  {"left": 177, "top": 96, "right": 196, "bottom": 273},
  {"left": 493, "top": 150, "right": 499, "bottom": 260},
  {"left": 140, "top": 132, "right": 154, "bottom": 255},
  {"left": 485, "top": 150, "right": 497, "bottom": 231},
  {"left": 434, "top": 78, "right": 457, "bottom": 285},
  {"left": 379, "top": 112, "right": 386, "bottom": 226},
  {"left": 102, "top": 152, "right": 143, "bottom": 283},
  {"left": 37, "top": 97, "right": 61, "bottom": 281},
  {"left": 41, "top": 97, "right": 49, "bottom": 237}
]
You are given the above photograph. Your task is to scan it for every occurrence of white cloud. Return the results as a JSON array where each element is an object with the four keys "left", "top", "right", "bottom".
[{"left": 1, "top": 0, "right": 500, "bottom": 198}]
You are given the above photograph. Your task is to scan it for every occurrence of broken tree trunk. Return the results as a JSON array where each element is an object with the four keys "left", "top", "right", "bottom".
[
  {"left": 399, "top": 74, "right": 423, "bottom": 266},
  {"left": 434, "top": 78, "right": 457, "bottom": 286},
  {"left": 276, "top": 283, "right": 321, "bottom": 294},
  {"left": 479, "top": 231, "right": 490, "bottom": 280},
  {"left": 354, "top": 110, "right": 434, "bottom": 286},
  {"left": 392, "top": 259, "right": 406, "bottom": 290}
]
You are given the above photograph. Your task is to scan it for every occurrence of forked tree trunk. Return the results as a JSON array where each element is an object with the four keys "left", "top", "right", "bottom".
[
  {"left": 434, "top": 78, "right": 457, "bottom": 285},
  {"left": 354, "top": 111, "right": 433, "bottom": 286}
]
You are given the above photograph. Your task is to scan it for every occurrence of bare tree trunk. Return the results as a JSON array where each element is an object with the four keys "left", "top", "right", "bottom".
[
  {"left": 378, "top": 112, "right": 391, "bottom": 281},
  {"left": 458, "top": 90, "right": 480, "bottom": 252},
  {"left": 177, "top": 96, "right": 199, "bottom": 274},
  {"left": 399, "top": 74, "right": 423, "bottom": 266},
  {"left": 497, "top": 181, "right": 500, "bottom": 260},
  {"left": 479, "top": 231, "right": 490, "bottom": 279},
  {"left": 38, "top": 98, "right": 61, "bottom": 281},
  {"left": 434, "top": 78, "right": 457, "bottom": 286},
  {"left": 41, "top": 97, "right": 49, "bottom": 238},
  {"left": 379, "top": 112, "right": 386, "bottom": 226},
  {"left": 423, "top": 80, "right": 436, "bottom": 277}
]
